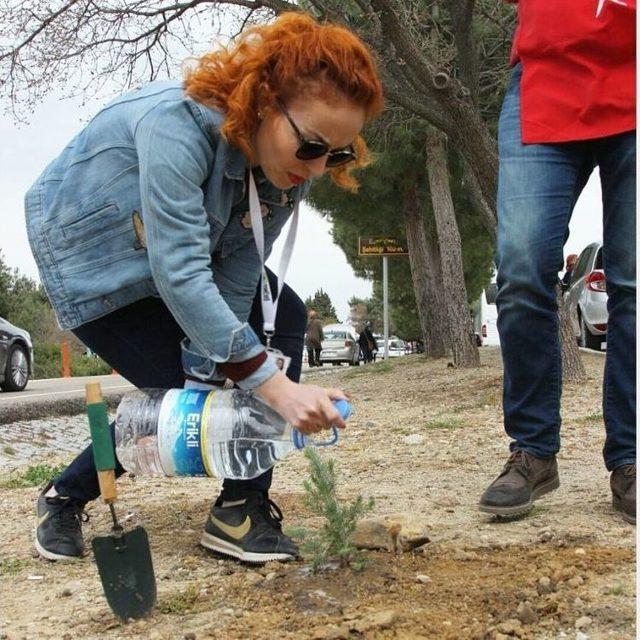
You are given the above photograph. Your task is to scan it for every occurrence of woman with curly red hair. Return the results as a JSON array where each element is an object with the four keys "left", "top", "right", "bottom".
[{"left": 26, "top": 11, "right": 383, "bottom": 564}]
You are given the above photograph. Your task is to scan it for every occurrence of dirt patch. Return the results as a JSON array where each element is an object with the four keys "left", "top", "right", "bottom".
[{"left": 0, "top": 348, "right": 635, "bottom": 639}]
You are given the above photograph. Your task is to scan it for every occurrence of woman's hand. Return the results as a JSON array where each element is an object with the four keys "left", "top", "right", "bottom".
[{"left": 254, "top": 370, "right": 349, "bottom": 434}]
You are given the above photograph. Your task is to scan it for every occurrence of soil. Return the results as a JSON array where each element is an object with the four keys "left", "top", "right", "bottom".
[{"left": 0, "top": 348, "right": 635, "bottom": 640}]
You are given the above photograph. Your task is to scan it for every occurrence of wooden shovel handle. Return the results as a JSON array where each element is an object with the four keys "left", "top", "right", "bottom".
[{"left": 86, "top": 382, "right": 117, "bottom": 503}]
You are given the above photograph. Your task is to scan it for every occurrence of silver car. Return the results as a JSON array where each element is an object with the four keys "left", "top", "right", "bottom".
[
  {"left": 564, "top": 242, "right": 607, "bottom": 350},
  {"left": 319, "top": 324, "right": 360, "bottom": 366}
]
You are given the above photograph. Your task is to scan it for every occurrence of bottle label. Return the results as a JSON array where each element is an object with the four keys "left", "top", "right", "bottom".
[{"left": 158, "top": 388, "right": 214, "bottom": 476}]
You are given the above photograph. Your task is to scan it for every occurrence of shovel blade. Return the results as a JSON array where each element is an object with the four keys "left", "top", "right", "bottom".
[{"left": 92, "top": 525, "right": 156, "bottom": 620}]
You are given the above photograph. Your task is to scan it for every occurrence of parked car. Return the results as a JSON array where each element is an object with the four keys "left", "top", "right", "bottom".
[
  {"left": 373, "top": 334, "right": 407, "bottom": 358},
  {"left": 0, "top": 316, "right": 34, "bottom": 391},
  {"left": 387, "top": 336, "right": 407, "bottom": 357},
  {"left": 564, "top": 242, "right": 608, "bottom": 350},
  {"left": 320, "top": 324, "right": 360, "bottom": 366}
]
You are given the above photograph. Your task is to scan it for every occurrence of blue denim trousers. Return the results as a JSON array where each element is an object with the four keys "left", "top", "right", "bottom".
[
  {"left": 54, "top": 268, "right": 306, "bottom": 503},
  {"left": 496, "top": 65, "right": 636, "bottom": 471}
]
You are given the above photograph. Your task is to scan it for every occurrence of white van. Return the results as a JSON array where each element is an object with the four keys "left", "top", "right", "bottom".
[{"left": 474, "top": 284, "right": 500, "bottom": 347}]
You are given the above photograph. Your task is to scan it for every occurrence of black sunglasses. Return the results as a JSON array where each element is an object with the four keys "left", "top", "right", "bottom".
[{"left": 277, "top": 99, "right": 357, "bottom": 168}]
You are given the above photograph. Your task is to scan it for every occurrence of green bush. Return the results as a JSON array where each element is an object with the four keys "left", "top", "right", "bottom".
[
  {"left": 71, "top": 352, "right": 112, "bottom": 376},
  {"left": 32, "top": 342, "right": 112, "bottom": 379},
  {"left": 32, "top": 342, "right": 62, "bottom": 379},
  {"left": 0, "top": 463, "right": 67, "bottom": 488}
]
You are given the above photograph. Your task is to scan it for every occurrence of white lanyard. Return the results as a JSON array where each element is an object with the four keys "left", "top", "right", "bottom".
[{"left": 248, "top": 170, "right": 300, "bottom": 347}]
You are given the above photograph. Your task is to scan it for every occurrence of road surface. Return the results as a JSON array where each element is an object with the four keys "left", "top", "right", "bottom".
[{"left": 0, "top": 374, "right": 134, "bottom": 407}]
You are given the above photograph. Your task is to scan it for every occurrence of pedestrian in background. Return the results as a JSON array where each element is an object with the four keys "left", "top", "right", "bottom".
[
  {"left": 561, "top": 253, "right": 578, "bottom": 291},
  {"left": 305, "top": 309, "right": 324, "bottom": 367},
  {"left": 358, "top": 320, "right": 377, "bottom": 364}
]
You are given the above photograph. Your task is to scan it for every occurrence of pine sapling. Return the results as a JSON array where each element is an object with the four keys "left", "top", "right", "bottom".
[{"left": 298, "top": 447, "right": 374, "bottom": 571}]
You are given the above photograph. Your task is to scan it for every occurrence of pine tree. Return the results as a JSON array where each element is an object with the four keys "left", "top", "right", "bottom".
[
  {"left": 308, "top": 121, "right": 494, "bottom": 344},
  {"left": 294, "top": 448, "right": 374, "bottom": 572},
  {"left": 304, "top": 289, "right": 339, "bottom": 324}
]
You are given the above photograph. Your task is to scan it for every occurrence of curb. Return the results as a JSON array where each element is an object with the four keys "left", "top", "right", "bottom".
[{"left": 0, "top": 391, "right": 125, "bottom": 426}]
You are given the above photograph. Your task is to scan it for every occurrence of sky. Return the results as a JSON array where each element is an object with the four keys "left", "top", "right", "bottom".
[{"left": 0, "top": 90, "right": 604, "bottom": 325}]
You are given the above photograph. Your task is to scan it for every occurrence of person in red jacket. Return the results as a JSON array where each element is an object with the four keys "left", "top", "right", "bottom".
[{"left": 479, "top": 0, "right": 636, "bottom": 523}]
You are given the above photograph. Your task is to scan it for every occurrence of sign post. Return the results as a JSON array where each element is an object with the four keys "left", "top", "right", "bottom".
[
  {"left": 382, "top": 255, "right": 389, "bottom": 359},
  {"left": 358, "top": 237, "right": 409, "bottom": 360}
]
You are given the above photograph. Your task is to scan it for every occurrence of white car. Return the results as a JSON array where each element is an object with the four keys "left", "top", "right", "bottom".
[
  {"left": 374, "top": 334, "right": 406, "bottom": 358},
  {"left": 564, "top": 242, "right": 608, "bottom": 350},
  {"left": 387, "top": 337, "right": 407, "bottom": 357}
]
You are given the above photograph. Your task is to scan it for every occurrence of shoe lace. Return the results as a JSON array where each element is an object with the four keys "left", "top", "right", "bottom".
[
  {"left": 258, "top": 497, "right": 284, "bottom": 531},
  {"left": 501, "top": 450, "right": 530, "bottom": 477},
  {"left": 48, "top": 498, "right": 89, "bottom": 534}
]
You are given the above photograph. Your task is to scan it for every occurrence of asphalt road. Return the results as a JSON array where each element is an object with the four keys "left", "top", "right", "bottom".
[{"left": 0, "top": 374, "right": 134, "bottom": 406}]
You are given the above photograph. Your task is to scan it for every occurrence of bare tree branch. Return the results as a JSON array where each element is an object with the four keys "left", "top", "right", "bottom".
[{"left": 0, "top": 0, "right": 509, "bottom": 225}]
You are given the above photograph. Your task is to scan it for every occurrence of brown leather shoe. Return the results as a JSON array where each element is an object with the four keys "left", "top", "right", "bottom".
[
  {"left": 479, "top": 450, "right": 559, "bottom": 517},
  {"left": 611, "top": 464, "right": 636, "bottom": 524}
]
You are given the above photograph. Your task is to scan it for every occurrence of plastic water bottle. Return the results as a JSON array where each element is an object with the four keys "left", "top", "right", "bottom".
[{"left": 114, "top": 388, "right": 352, "bottom": 480}]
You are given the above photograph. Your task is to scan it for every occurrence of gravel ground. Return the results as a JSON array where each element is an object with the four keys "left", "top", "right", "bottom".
[{"left": 0, "top": 347, "right": 635, "bottom": 640}]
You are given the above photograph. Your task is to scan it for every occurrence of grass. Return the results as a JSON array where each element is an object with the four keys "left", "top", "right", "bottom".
[
  {"left": 0, "top": 557, "right": 33, "bottom": 576},
  {"left": 529, "top": 504, "right": 552, "bottom": 517},
  {"left": 2, "top": 446, "right": 16, "bottom": 456},
  {"left": 157, "top": 585, "right": 202, "bottom": 615},
  {"left": 576, "top": 412, "right": 604, "bottom": 424},
  {"left": 0, "top": 463, "right": 66, "bottom": 489},
  {"left": 424, "top": 417, "right": 467, "bottom": 431},
  {"left": 344, "top": 361, "right": 394, "bottom": 379}
]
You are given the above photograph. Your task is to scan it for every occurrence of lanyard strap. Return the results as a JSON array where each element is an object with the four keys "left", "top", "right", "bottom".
[{"left": 248, "top": 170, "right": 300, "bottom": 343}]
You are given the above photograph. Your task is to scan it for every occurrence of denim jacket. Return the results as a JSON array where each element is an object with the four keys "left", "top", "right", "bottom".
[{"left": 24, "top": 81, "right": 308, "bottom": 389}]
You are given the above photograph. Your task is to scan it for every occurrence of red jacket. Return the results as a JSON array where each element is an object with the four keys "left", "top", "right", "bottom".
[{"left": 508, "top": 0, "right": 636, "bottom": 143}]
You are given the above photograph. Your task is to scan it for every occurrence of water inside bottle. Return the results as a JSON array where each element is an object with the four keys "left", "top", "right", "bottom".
[
  {"left": 205, "top": 391, "right": 293, "bottom": 480},
  {"left": 115, "top": 388, "right": 166, "bottom": 476}
]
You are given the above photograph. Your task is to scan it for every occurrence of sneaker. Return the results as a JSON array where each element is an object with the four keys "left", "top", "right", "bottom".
[
  {"left": 200, "top": 492, "right": 299, "bottom": 563},
  {"left": 479, "top": 450, "right": 559, "bottom": 517},
  {"left": 35, "top": 482, "right": 88, "bottom": 561},
  {"left": 611, "top": 464, "right": 636, "bottom": 524}
]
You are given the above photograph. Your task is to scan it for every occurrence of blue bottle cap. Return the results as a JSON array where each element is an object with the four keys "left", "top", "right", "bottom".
[{"left": 333, "top": 399, "right": 352, "bottom": 421}]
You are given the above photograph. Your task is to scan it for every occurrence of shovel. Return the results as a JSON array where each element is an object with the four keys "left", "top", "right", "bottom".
[{"left": 86, "top": 381, "right": 157, "bottom": 620}]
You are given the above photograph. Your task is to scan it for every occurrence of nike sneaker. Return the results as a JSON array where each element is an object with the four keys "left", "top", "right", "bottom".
[
  {"left": 200, "top": 492, "right": 298, "bottom": 563},
  {"left": 35, "top": 482, "right": 87, "bottom": 561}
]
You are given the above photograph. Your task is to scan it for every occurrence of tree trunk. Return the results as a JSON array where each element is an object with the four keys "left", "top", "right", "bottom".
[
  {"left": 425, "top": 130, "right": 480, "bottom": 367},
  {"left": 557, "top": 285, "right": 587, "bottom": 383},
  {"left": 403, "top": 185, "right": 448, "bottom": 358},
  {"left": 424, "top": 224, "right": 451, "bottom": 357}
]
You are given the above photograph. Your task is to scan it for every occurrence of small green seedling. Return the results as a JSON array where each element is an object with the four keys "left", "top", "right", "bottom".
[{"left": 296, "top": 448, "right": 374, "bottom": 572}]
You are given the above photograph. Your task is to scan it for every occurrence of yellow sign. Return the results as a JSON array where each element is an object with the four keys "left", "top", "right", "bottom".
[{"left": 358, "top": 236, "right": 409, "bottom": 256}]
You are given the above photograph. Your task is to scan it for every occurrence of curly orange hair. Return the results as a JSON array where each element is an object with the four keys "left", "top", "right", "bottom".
[{"left": 184, "top": 12, "right": 383, "bottom": 191}]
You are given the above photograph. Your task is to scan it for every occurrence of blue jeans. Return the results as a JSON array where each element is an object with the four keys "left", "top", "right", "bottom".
[
  {"left": 496, "top": 65, "right": 636, "bottom": 471},
  {"left": 54, "top": 268, "right": 306, "bottom": 503}
]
